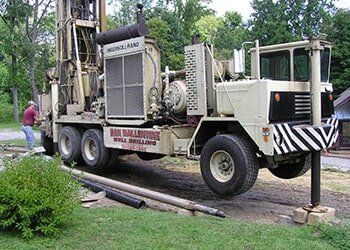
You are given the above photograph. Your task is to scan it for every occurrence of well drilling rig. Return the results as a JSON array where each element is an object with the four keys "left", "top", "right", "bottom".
[{"left": 41, "top": 0, "right": 338, "bottom": 204}]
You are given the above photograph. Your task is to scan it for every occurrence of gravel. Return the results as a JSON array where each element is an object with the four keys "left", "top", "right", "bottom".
[
  {"left": 0, "top": 129, "right": 40, "bottom": 141},
  {"left": 321, "top": 156, "right": 350, "bottom": 172}
]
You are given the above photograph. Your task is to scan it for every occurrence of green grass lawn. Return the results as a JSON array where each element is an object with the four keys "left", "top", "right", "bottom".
[
  {"left": 1, "top": 207, "right": 348, "bottom": 249},
  {"left": 0, "top": 122, "right": 22, "bottom": 130},
  {"left": 0, "top": 121, "right": 40, "bottom": 131},
  {"left": 0, "top": 139, "right": 27, "bottom": 147}
]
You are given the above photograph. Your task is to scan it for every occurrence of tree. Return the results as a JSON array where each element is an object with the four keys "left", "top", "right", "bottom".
[
  {"left": 249, "top": 0, "right": 336, "bottom": 45},
  {"left": 108, "top": 0, "right": 153, "bottom": 26},
  {"left": 0, "top": 0, "right": 54, "bottom": 105},
  {"left": 0, "top": 0, "right": 28, "bottom": 120},
  {"left": 146, "top": 0, "right": 213, "bottom": 69},
  {"left": 194, "top": 15, "right": 223, "bottom": 44},
  {"left": 148, "top": 17, "right": 174, "bottom": 69},
  {"left": 159, "top": 0, "right": 212, "bottom": 41},
  {"left": 249, "top": 0, "right": 296, "bottom": 45},
  {"left": 323, "top": 9, "right": 350, "bottom": 96},
  {"left": 214, "top": 11, "right": 248, "bottom": 59},
  {"left": 23, "top": 0, "right": 55, "bottom": 105}
]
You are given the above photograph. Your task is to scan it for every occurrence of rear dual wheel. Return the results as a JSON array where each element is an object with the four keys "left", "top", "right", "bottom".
[
  {"left": 58, "top": 126, "right": 82, "bottom": 164},
  {"left": 58, "top": 126, "right": 119, "bottom": 171},
  {"left": 81, "top": 129, "right": 119, "bottom": 171},
  {"left": 41, "top": 130, "right": 54, "bottom": 156},
  {"left": 268, "top": 154, "right": 310, "bottom": 179}
]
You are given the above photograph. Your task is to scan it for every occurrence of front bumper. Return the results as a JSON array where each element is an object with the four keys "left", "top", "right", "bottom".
[{"left": 272, "top": 118, "right": 339, "bottom": 155}]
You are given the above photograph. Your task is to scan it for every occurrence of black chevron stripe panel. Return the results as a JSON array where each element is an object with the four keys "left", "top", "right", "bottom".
[{"left": 273, "top": 118, "right": 339, "bottom": 155}]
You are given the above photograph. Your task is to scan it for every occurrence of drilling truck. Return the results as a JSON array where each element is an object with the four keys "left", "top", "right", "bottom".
[{"left": 40, "top": 0, "right": 338, "bottom": 196}]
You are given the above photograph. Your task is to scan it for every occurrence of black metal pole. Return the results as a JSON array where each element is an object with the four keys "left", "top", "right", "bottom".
[{"left": 311, "top": 150, "right": 321, "bottom": 206}]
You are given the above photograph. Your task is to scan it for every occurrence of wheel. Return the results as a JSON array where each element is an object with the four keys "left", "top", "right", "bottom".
[
  {"left": 200, "top": 134, "right": 259, "bottom": 196},
  {"left": 269, "top": 154, "right": 310, "bottom": 179},
  {"left": 136, "top": 152, "right": 165, "bottom": 161},
  {"left": 81, "top": 129, "right": 109, "bottom": 171},
  {"left": 105, "top": 149, "right": 120, "bottom": 169},
  {"left": 58, "top": 126, "right": 82, "bottom": 163},
  {"left": 41, "top": 130, "right": 54, "bottom": 155}
]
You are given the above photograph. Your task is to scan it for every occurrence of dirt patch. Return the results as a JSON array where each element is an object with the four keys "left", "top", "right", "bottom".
[
  {"left": 77, "top": 155, "right": 350, "bottom": 224},
  {"left": 2, "top": 150, "right": 349, "bottom": 224}
]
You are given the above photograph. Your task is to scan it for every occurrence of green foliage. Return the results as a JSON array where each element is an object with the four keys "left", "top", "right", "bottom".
[
  {"left": 214, "top": 11, "right": 248, "bottom": 59},
  {"left": 146, "top": 0, "right": 212, "bottom": 69},
  {"left": 324, "top": 9, "right": 350, "bottom": 96},
  {"left": 0, "top": 62, "right": 9, "bottom": 90},
  {"left": 108, "top": 0, "right": 153, "bottom": 26},
  {"left": 0, "top": 0, "right": 55, "bottom": 105},
  {"left": 194, "top": 15, "right": 223, "bottom": 43},
  {"left": 0, "top": 92, "right": 13, "bottom": 122},
  {"left": 0, "top": 156, "right": 81, "bottom": 238},
  {"left": 249, "top": 0, "right": 336, "bottom": 45},
  {"left": 106, "top": 14, "right": 118, "bottom": 30},
  {"left": 148, "top": 17, "right": 174, "bottom": 69}
]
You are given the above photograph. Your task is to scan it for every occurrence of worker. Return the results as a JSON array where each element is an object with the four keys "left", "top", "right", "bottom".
[{"left": 22, "top": 100, "right": 40, "bottom": 150}]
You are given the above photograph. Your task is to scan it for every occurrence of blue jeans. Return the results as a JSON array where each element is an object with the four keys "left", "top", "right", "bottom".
[{"left": 22, "top": 125, "right": 35, "bottom": 150}]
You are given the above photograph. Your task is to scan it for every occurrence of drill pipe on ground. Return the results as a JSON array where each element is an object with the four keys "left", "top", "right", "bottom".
[
  {"left": 61, "top": 165, "right": 226, "bottom": 218},
  {"left": 73, "top": 176, "right": 145, "bottom": 209}
]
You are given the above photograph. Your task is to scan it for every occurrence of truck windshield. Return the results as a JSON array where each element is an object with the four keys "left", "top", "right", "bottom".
[
  {"left": 260, "top": 51, "right": 290, "bottom": 81},
  {"left": 294, "top": 48, "right": 309, "bottom": 81},
  {"left": 260, "top": 47, "right": 331, "bottom": 82},
  {"left": 321, "top": 48, "right": 330, "bottom": 82}
]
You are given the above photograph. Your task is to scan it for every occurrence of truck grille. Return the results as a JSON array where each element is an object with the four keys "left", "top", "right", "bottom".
[
  {"left": 105, "top": 53, "right": 144, "bottom": 118},
  {"left": 269, "top": 92, "right": 334, "bottom": 123},
  {"left": 294, "top": 93, "right": 311, "bottom": 116}
]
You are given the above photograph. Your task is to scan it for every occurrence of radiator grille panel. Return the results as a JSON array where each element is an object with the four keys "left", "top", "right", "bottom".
[
  {"left": 106, "top": 88, "right": 124, "bottom": 116},
  {"left": 185, "top": 44, "right": 207, "bottom": 116},
  {"left": 105, "top": 57, "right": 123, "bottom": 87},
  {"left": 105, "top": 53, "right": 144, "bottom": 118},
  {"left": 125, "top": 54, "right": 143, "bottom": 86},
  {"left": 185, "top": 49, "right": 198, "bottom": 112},
  {"left": 126, "top": 86, "right": 143, "bottom": 115}
]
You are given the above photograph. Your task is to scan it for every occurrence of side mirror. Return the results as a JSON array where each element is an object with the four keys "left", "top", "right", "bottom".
[{"left": 233, "top": 49, "right": 245, "bottom": 74}]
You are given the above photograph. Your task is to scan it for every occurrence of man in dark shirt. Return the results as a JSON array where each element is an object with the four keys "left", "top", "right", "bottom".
[{"left": 22, "top": 101, "right": 39, "bottom": 150}]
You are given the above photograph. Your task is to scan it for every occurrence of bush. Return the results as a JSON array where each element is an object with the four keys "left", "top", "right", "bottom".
[
  {"left": 0, "top": 156, "right": 81, "bottom": 238},
  {"left": 0, "top": 92, "right": 13, "bottom": 123}
]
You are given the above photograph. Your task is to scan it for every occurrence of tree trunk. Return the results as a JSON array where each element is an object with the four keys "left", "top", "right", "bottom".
[
  {"left": 10, "top": 3, "right": 19, "bottom": 122},
  {"left": 11, "top": 88, "right": 19, "bottom": 122},
  {"left": 27, "top": 0, "right": 40, "bottom": 105},
  {"left": 29, "top": 51, "right": 39, "bottom": 105}
]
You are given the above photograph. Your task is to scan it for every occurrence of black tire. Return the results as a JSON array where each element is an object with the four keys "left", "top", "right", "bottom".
[
  {"left": 41, "top": 130, "right": 54, "bottom": 155},
  {"left": 58, "top": 126, "right": 82, "bottom": 163},
  {"left": 105, "top": 149, "right": 120, "bottom": 170},
  {"left": 81, "top": 129, "right": 109, "bottom": 171},
  {"left": 200, "top": 134, "right": 259, "bottom": 196},
  {"left": 269, "top": 154, "right": 311, "bottom": 179},
  {"left": 136, "top": 152, "right": 165, "bottom": 161}
]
